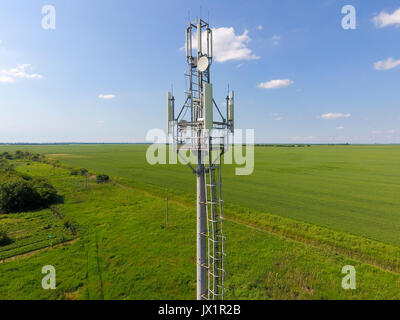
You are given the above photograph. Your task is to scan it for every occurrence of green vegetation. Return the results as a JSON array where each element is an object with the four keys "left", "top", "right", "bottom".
[
  {"left": 0, "top": 207, "right": 75, "bottom": 260},
  {"left": 0, "top": 152, "right": 61, "bottom": 213},
  {"left": 3, "top": 144, "right": 397, "bottom": 244},
  {"left": 96, "top": 174, "right": 109, "bottom": 184},
  {"left": 0, "top": 144, "right": 399, "bottom": 299},
  {"left": 0, "top": 176, "right": 61, "bottom": 213},
  {"left": 70, "top": 168, "right": 88, "bottom": 176},
  {"left": 0, "top": 150, "right": 44, "bottom": 162},
  {"left": 0, "top": 230, "right": 12, "bottom": 246},
  {"left": 0, "top": 153, "right": 73, "bottom": 260}
]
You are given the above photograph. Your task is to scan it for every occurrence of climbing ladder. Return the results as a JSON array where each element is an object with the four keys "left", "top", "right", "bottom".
[{"left": 204, "top": 147, "right": 226, "bottom": 300}]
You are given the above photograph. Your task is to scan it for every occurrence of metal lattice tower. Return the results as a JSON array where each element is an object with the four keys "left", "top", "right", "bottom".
[{"left": 167, "top": 18, "right": 234, "bottom": 300}]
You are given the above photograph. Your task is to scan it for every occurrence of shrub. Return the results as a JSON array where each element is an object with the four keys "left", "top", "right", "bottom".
[
  {"left": 31, "top": 154, "right": 41, "bottom": 161},
  {"left": 79, "top": 168, "right": 88, "bottom": 176},
  {"left": 0, "top": 176, "right": 61, "bottom": 213},
  {"left": 18, "top": 173, "right": 32, "bottom": 181},
  {"left": 14, "top": 150, "right": 24, "bottom": 159},
  {"left": 96, "top": 174, "right": 110, "bottom": 184},
  {"left": 32, "top": 179, "right": 61, "bottom": 206},
  {"left": 70, "top": 169, "right": 79, "bottom": 176},
  {"left": 62, "top": 217, "right": 75, "bottom": 229},
  {"left": 0, "top": 230, "right": 12, "bottom": 246},
  {"left": 0, "top": 176, "right": 38, "bottom": 213},
  {"left": 0, "top": 152, "right": 12, "bottom": 160},
  {"left": 62, "top": 217, "right": 77, "bottom": 235}
]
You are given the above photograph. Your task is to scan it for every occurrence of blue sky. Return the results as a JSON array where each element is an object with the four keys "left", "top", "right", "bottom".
[{"left": 0, "top": 0, "right": 399, "bottom": 143}]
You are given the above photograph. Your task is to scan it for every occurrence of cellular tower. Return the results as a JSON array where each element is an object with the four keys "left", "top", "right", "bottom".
[{"left": 167, "top": 18, "right": 234, "bottom": 300}]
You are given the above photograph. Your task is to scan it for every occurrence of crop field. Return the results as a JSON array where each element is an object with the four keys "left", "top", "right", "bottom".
[
  {"left": 1, "top": 144, "right": 399, "bottom": 244},
  {"left": 0, "top": 144, "right": 400, "bottom": 299}
]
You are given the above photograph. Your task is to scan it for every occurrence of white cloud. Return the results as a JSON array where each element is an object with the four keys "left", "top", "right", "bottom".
[
  {"left": 372, "top": 8, "right": 400, "bottom": 28},
  {"left": 374, "top": 57, "right": 400, "bottom": 70},
  {"left": 257, "top": 25, "right": 263, "bottom": 30},
  {"left": 319, "top": 113, "right": 351, "bottom": 120},
  {"left": 336, "top": 126, "right": 344, "bottom": 130},
  {"left": 0, "top": 64, "right": 43, "bottom": 83},
  {"left": 257, "top": 79, "right": 293, "bottom": 89},
  {"left": 275, "top": 117, "right": 283, "bottom": 121},
  {"left": 190, "top": 27, "right": 259, "bottom": 63},
  {"left": 98, "top": 94, "right": 116, "bottom": 100},
  {"left": 0, "top": 75, "right": 15, "bottom": 83}
]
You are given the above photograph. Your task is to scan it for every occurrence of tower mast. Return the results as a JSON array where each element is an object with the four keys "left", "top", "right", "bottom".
[{"left": 167, "top": 17, "right": 235, "bottom": 300}]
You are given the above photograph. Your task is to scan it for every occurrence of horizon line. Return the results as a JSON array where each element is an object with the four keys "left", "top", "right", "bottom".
[{"left": 1, "top": 142, "right": 400, "bottom": 146}]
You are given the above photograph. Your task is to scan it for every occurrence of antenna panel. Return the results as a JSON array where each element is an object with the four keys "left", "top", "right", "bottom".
[
  {"left": 167, "top": 91, "right": 173, "bottom": 134},
  {"left": 228, "top": 91, "right": 234, "bottom": 132},
  {"left": 204, "top": 83, "right": 213, "bottom": 130},
  {"left": 197, "top": 22, "right": 202, "bottom": 54}
]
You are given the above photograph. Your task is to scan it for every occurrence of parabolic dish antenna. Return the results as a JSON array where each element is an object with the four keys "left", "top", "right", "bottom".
[{"left": 197, "top": 56, "right": 209, "bottom": 72}]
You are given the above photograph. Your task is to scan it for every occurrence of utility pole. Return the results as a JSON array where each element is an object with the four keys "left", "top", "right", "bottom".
[{"left": 166, "top": 196, "right": 169, "bottom": 228}]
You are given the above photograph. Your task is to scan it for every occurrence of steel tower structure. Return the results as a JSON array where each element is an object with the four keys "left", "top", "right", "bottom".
[{"left": 167, "top": 18, "right": 234, "bottom": 300}]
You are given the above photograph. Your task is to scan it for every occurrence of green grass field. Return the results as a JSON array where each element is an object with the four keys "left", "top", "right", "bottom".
[
  {"left": 0, "top": 208, "right": 73, "bottom": 260},
  {"left": 1, "top": 144, "right": 399, "bottom": 244},
  {"left": 0, "top": 144, "right": 400, "bottom": 299}
]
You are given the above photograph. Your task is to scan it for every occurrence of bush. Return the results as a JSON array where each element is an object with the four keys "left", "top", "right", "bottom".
[
  {"left": 0, "top": 176, "right": 61, "bottom": 213},
  {"left": 96, "top": 174, "right": 110, "bottom": 184},
  {"left": 18, "top": 173, "right": 32, "bottom": 181},
  {"left": 62, "top": 217, "right": 74, "bottom": 229},
  {"left": 79, "top": 168, "right": 88, "bottom": 176},
  {"left": 71, "top": 168, "right": 88, "bottom": 176},
  {"left": 0, "top": 230, "right": 12, "bottom": 246},
  {"left": 32, "top": 179, "right": 61, "bottom": 206},
  {"left": 0, "top": 176, "right": 38, "bottom": 213},
  {"left": 14, "top": 150, "right": 24, "bottom": 159},
  {"left": 62, "top": 217, "right": 77, "bottom": 235},
  {"left": 31, "top": 154, "right": 41, "bottom": 161},
  {"left": 0, "top": 151, "right": 45, "bottom": 161},
  {"left": 0, "top": 152, "right": 12, "bottom": 160}
]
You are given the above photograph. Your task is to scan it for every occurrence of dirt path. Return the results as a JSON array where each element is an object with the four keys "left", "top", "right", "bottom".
[{"left": 0, "top": 238, "right": 79, "bottom": 264}]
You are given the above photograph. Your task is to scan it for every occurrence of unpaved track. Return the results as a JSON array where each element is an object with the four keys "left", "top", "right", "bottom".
[{"left": 0, "top": 238, "right": 79, "bottom": 264}]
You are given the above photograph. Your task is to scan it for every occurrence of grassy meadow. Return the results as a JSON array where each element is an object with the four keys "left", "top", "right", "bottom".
[
  {"left": 1, "top": 144, "right": 399, "bottom": 244},
  {"left": 0, "top": 144, "right": 400, "bottom": 299}
]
